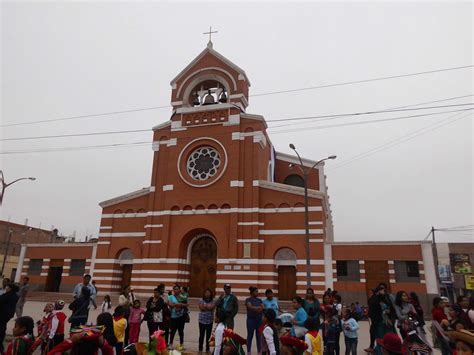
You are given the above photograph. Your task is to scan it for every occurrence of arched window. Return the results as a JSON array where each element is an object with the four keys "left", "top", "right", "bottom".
[
  {"left": 283, "top": 174, "right": 305, "bottom": 188},
  {"left": 275, "top": 248, "right": 297, "bottom": 266},
  {"left": 118, "top": 249, "right": 134, "bottom": 265}
]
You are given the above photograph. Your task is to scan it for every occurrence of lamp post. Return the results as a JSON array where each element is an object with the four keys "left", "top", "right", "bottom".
[
  {"left": 0, "top": 170, "right": 36, "bottom": 206},
  {"left": 289, "top": 144, "right": 336, "bottom": 287}
]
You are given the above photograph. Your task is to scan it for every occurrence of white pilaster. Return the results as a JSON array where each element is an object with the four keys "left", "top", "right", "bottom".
[
  {"left": 324, "top": 243, "right": 334, "bottom": 289},
  {"left": 90, "top": 243, "right": 98, "bottom": 278},
  {"left": 15, "top": 245, "right": 27, "bottom": 283},
  {"left": 421, "top": 243, "right": 439, "bottom": 294}
]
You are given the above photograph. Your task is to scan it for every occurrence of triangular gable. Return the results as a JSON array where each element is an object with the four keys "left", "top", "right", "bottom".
[{"left": 170, "top": 44, "right": 250, "bottom": 86}]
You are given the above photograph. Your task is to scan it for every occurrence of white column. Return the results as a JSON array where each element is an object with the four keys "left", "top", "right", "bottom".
[
  {"left": 90, "top": 243, "right": 98, "bottom": 278},
  {"left": 421, "top": 242, "right": 439, "bottom": 294},
  {"left": 324, "top": 243, "right": 333, "bottom": 289},
  {"left": 15, "top": 245, "right": 27, "bottom": 283}
]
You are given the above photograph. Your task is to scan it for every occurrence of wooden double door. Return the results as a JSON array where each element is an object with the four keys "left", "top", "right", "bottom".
[
  {"left": 365, "top": 260, "right": 390, "bottom": 295},
  {"left": 189, "top": 236, "right": 217, "bottom": 297},
  {"left": 278, "top": 266, "right": 297, "bottom": 300}
]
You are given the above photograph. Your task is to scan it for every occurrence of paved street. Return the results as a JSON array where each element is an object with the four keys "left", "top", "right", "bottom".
[{"left": 5, "top": 301, "right": 441, "bottom": 354}]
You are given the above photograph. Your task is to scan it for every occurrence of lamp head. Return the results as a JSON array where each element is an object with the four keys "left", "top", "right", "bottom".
[
  {"left": 28, "top": 177, "right": 36, "bottom": 181},
  {"left": 328, "top": 155, "right": 337, "bottom": 160},
  {"left": 289, "top": 143, "right": 296, "bottom": 150}
]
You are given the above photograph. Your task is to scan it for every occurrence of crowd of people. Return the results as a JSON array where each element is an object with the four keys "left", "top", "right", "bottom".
[{"left": 0, "top": 274, "right": 473, "bottom": 355}]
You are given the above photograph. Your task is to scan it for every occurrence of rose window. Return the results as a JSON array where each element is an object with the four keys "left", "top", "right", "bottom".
[{"left": 187, "top": 146, "right": 221, "bottom": 180}]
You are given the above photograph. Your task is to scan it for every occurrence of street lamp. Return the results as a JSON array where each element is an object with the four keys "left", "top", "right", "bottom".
[
  {"left": 288, "top": 144, "right": 336, "bottom": 287},
  {"left": 0, "top": 170, "right": 36, "bottom": 206}
]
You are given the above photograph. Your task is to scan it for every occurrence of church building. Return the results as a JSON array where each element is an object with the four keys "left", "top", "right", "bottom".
[
  {"left": 14, "top": 41, "right": 439, "bottom": 306},
  {"left": 94, "top": 40, "right": 333, "bottom": 300}
]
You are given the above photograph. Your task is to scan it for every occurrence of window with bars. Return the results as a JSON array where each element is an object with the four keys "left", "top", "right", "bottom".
[
  {"left": 394, "top": 261, "right": 420, "bottom": 282},
  {"left": 69, "top": 259, "right": 86, "bottom": 276},
  {"left": 28, "top": 259, "right": 43, "bottom": 275},
  {"left": 336, "top": 260, "right": 360, "bottom": 281}
]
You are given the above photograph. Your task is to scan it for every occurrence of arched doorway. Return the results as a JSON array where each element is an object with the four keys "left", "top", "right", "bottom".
[
  {"left": 189, "top": 235, "right": 217, "bottom": 297},
  {"left": 275, "top": 248, "right": 297, "bottom": 300},
  {"left": 118, "top": 249, "right": 133, "bottom": 289}
]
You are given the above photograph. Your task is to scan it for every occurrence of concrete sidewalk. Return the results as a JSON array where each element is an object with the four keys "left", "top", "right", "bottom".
[{"left": 6, "top": 301, "right": 441, "bottom": 354}]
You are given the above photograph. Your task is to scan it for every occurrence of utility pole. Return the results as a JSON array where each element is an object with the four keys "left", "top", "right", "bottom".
[
  {"left": 288, "top": 143, "right": 337, "bottom": 287},
  {"left": 431, "top": 226, "right": 441, "bottom": 293},
  {"left": 1, "top": 222, "right": 13, "bottom": 277}
]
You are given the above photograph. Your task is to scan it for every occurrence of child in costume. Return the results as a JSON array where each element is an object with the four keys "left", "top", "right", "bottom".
[
  {"left": 48, "top": 300, "right": 67, "bottom": 349},
  {"left": 47, "top": 325, "right": 114, "bottom": 355},
  {"left": 261, "top": 309, "right": 280, "bottom": 355},
  {"left": 280, "top": 335, "right": 308, "bottom": 355},
  {"left": 113, "top": 306, "right": 128, "bottom": 355},
  {"left": 5, "top": 316, "right": 35, "bottom": 355},
  {"left": 37, "top": 302, "right": 54, "bottom": 353},
  {"left": 304, "top": 317, "right": 321, "bottom": 355},
  {"left": 129, "top": 299, "right": 145, "bottom": 344},
  {"left": 147, "top": 329, "right": 168, "bottom": 355}
]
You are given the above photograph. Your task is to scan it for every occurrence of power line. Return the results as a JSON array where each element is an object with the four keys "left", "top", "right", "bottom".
[
  {"left": 266, "top": 103, "right": 473, "bottom": 126},
  {"left": 268, "top": 96, "right": 473, "bottom": 129},
  {"left": 270, "top": 108, "right": 473, "bottom": 135},
  {"left": 328, "top": 112, "right": 471, "bottom": 170},
  {"left": 2, "top": 110, "right": 471, "bottom": 155},
  {"left": 2, "top": 64, "right": 472, "bottom": 128},
  {"left": 435, "top": 224, "right": 474, "bottom": 230},
  {"left": 251, "top": 65, "right": 474, "bottom": 97},
  {"left": 3, "top": 104, "right": 472, "bottom": 142}
]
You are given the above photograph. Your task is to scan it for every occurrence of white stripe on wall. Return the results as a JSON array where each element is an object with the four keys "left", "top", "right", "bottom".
[
  {"left": 102, "top": 206, "right": 323, "bottom": 218},
  {"left": 98, "top": 232, "right": 146, "bottom": 237},
  {"left": 237, "top": 239, "right": 264, "bottom": 243},
  {"left": 144, "top": 224, "right": 164, "bottom": 228},
  {"left": 238, "top": 222, "right": 264, "bottom": 226},
  {"left": 259, "top": 229, "right": 323, "bottom": 235},
  {"left": 143, "top": 240, "right": 162, "bottom": 244}
]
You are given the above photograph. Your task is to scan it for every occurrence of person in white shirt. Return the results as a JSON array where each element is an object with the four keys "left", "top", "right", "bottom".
[
  {"left": 262, "top": 309, "right": 279, "bottom": 355},
  {"left": 213, "top": 311, "right": 227, "bottom": 355}
]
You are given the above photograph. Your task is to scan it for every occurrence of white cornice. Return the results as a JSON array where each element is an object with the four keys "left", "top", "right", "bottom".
[
  {"left": 99, "top": 188, "right": 150, "bottom": 208},
  {"left": 170, "top": 46, "right": 251, "bottom": 86},
  {"left": 240, "top": 113, "right": 268, "bottom": 129},
  {"left": 152, "top": 121, "right": 171, "bottom": 131},
  {"left": 257, "top": 180, "right": 325, "bottom": 199},
  {"left": 175, "top": 103, "right": 235, "bottom": 114},
  {"left": 275, "top": 151, "right": 325, "bottom": 169}
]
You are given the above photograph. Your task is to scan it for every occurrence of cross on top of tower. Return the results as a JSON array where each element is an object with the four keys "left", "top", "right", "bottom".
[{"left": 203, "top": 26, "right": 218, "bottom": 48}]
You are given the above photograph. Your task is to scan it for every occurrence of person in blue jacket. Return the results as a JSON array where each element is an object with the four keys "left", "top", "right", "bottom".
[{"left": 291, "top": 296, "right": 308, "bottom": 338}]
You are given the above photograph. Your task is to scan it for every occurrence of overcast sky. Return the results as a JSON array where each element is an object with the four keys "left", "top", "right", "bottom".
[{"left": 1, "top": 1, "right": 472, "bottom": 243}]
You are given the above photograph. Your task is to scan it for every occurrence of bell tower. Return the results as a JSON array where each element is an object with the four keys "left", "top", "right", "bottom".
[{"left": 169, "top": 41, "right": 250, "bottom": 115}]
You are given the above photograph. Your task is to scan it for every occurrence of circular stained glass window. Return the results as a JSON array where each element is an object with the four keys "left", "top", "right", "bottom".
[{"left": 186, "top": 146, "right": 221, "bottom": 181}]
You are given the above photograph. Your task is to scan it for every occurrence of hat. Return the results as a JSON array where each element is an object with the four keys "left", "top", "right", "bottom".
[
  {"left": 376, "top": 333, "right": 404, "bottom": 354},
  {"left": 224, "top": 283, "right": 231, "bottom": 288},
  {"left": 280, "top": 336, "right": 308, "bottom": 350},
  {"left": 55, "top": 300, "right": 65, "bottom": 310}
]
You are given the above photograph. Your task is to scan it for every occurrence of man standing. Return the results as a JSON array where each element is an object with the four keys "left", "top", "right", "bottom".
[
  {"left": 0, "top": 283, "right": 19, "bottom": 354},
  {"left": 215, "top": 283, "right": 239, "bottom": 329},
  {"left": 73, "top": 274, "right": 97, "bottom": 309},
  {"left": 15, "top": 276, "right": 30, "bottom": 317}
]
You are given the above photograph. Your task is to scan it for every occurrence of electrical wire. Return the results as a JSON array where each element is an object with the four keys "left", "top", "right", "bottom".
[
  {"left": 328, "top": 112, "right": 472, "bottom": 171},
  {"left": 2, "top": 64, "right": 472, "bottom": 127},
  {"left": 251, "top": 65, "right": 474, "bottom": 97},
  {"left": 3, "top": 104, "right": 472, "bottom": 142},
  {"left": 269, "top": 108, "right": 473, "bottom": 135},
  {"left": 2, "top": 110, "right": 471, "bottom": 155},
  {"left": 266, "top": 103, "right": 473, "bottom": 127}
]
